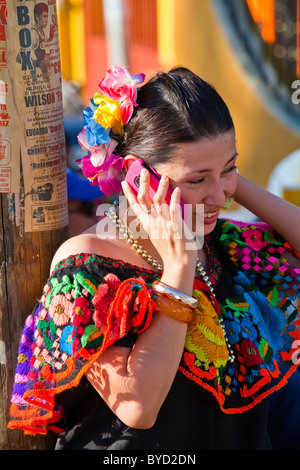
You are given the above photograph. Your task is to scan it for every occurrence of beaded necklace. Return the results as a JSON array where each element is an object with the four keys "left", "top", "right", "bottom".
[
  {"left": 105, "top": 202, "right": 214, "bottom": 288},
  {"left": 105, "top": 201, "right": 235, "bottom": 362}
]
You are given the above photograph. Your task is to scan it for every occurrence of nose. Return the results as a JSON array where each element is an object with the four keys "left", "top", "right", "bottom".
[{"left": 202, "top": 179, "right": 227, "bottom": 207}]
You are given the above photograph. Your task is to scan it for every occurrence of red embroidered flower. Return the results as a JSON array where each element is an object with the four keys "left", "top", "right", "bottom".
[
  {"left": 239, "top": 339, "right": 263, "bottom": 367},
  {"left": 73, "top": 296, "right": 91, "bottom": 326},
  {"left": 92, "top": 274, "right": 122, "bottom": 329},
  {"left": 105, "top": 273, "right": 122, "bottom": 291}
]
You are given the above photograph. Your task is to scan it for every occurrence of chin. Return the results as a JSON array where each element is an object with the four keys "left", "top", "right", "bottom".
[
  {"left": 191, "top": 214, "right": 218, "bottom": 237},
  {"left": 204, "top": 222, "right": 217, "bottom": 236}
]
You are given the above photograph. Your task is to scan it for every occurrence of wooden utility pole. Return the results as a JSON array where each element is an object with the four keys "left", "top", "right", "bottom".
[{"left": 0, "top": 1, "right": 69, "bottom": 450}]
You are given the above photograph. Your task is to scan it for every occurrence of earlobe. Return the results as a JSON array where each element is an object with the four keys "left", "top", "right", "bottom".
[{"left": 123, "top": 155, "right": 139, "bottom": 172}]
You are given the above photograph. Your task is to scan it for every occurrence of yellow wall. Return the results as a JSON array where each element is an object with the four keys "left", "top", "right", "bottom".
[
  {"left": 157, "top": 0, "right": 300, "bottom": 188},
  {"left": 57, "top": 0, "right": 86, "bottom": 87},
  {"left": 58, "top": 0, "right": 300, "bottom": 187}
]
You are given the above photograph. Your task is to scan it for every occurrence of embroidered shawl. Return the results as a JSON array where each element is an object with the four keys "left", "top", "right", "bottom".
[{"left": 8, "top": 219, "right": 300, "bottom": 435}]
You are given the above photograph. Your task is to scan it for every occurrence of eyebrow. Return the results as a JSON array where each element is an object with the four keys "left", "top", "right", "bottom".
[{"left": 186, "top": 153, "right": 239, "bottom": 176}]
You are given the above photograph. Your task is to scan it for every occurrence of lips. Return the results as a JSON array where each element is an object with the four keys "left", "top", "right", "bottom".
[
  {"left": 192, "top": 207, "right": 220, "bottom": 228},
  {"left": 203, "top": 209, "right": 219, "bottom": 224},
  {"left": 204, "top": 211, "right": 218, "bottom": 218}
]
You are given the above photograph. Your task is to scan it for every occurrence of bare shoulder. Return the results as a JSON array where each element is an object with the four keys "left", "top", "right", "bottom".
[
  {"left": 50, "top": 220, "right": 160, "bottom": 275},
  {"left": 50, "top": 234, "right": 96, "bottom": 273}
]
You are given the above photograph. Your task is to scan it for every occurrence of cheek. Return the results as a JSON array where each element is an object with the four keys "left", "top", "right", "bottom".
[
  {"left": 172, "top": 171, "right": 238, "bottom": 205},
  {"left": 228, "top": 172, "right": 238, "bottom": 194},
  {"left": 176, "top": 185, "right": 204, "bottom": 205},
  {"left": 218, "top": 172, "right": 238, "bottom": 197}
]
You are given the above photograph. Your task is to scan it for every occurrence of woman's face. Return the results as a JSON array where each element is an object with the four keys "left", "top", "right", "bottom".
[{"left": 155, "top": 130, "right": 238, "bottom": 236}]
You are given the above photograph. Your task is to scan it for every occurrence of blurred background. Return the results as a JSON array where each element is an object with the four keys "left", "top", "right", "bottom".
[{"left": 57, "top": 0, "right": 300, "bottom": 234}]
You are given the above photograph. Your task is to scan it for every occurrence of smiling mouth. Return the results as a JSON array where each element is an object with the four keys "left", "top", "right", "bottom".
[{"left": 204, "top": 210, "right": 219, "bottom": 218}]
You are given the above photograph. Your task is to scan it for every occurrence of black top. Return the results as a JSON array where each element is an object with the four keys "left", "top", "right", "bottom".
[{"left": 55, "top": 368, "right": 271, "bottom": 450}]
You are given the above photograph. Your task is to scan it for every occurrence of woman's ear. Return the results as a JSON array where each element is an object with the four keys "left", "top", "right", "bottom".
[{"left": 123, "top": 155, "right": 139, "bottom": 172}]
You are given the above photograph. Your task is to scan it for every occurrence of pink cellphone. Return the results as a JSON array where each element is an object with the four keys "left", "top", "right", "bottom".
[{"left": 125, "top": 159, "right": 188, "bottom": 220}]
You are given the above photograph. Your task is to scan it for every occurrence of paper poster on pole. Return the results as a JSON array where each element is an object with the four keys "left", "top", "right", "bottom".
[
  {"left": 3, "top": 0, "right": 68, "bottom": 232},
  {"left": 0, "top": 0, "right": 20, "bottom": 193}
]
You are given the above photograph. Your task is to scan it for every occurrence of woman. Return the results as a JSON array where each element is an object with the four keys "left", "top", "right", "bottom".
[{"left": 8, "top": 65, "right": 300, "bottom": 450}]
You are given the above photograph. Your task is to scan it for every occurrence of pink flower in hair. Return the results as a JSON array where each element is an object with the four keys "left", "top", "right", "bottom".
[
  {"left": 77, "top": 63, "right": 145, "bottom": 196},
  {"left": 98, "top": 63, "right": 145, "bottom": 124},
  {"left": 77, "top": 151, "right": 124, "bottom": 196},
  {"left": 77, "top": 131, "right": 118, "bottom": 168},
  {"left": 77, "top": 134, "right": 123, "bottom": 195}
]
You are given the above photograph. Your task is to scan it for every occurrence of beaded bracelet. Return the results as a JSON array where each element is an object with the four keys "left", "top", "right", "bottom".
[
  {"left": 152, "top": 292, "right": 194, "bottom": 323},
  {"left": 152, "top": 281, "right": 199, "bottom": 308}
]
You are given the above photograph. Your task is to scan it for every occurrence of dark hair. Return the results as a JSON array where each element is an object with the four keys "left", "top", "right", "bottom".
[
  {"left": 117, "top": 67, "right": 234, "bottom": 167},
  {"left": 34, "top": 3, "right": 48, "bottom": 19}
]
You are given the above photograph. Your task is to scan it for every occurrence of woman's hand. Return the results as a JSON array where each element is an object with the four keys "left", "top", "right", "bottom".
[
  {"left": 86, "top": 169, "right": 195, "bottom": 429},
  {"left": 121, "top": 168, "right": 198, "bottom": 295}
]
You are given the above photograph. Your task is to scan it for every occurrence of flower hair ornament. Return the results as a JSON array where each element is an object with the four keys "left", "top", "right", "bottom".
[{"left": 76, "top": 64, "right": 145, "bottom": 195}]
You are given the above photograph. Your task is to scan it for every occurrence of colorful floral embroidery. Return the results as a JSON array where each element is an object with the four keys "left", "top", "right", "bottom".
[
  {"left": 241, "top": 228, "right": 267, "bottom": 251},
  {"left": 179, "top": 220, "right": 300, "bottom": 413},
  {"left": 184, "top": 288, "right": 229, "bottom": 374},
  {"left": 8, "top": 269, "right": 156, "bottom": 435},
  {"left": 48, "top": 295, "right": 73, "bottom": 326},
  {"left": 60, "top": 325, "right": 75, "bottom": 356},
  {"left": 239, "top": 338, "right": 264, "bottom": 367},
  {"left": 8, "top": 219, "right": 300, "bottom": 433}
]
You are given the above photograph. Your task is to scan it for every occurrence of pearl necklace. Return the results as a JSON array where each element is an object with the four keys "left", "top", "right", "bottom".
[
  {"left": 105, "top": 201, "right": 214, "bottom": 288},
  {"left": 105, "top": 201, "right": 235, "bottom": 362}
]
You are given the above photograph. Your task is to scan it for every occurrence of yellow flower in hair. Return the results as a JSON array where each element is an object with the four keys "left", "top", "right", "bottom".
[{"left": 93, "top": 93, "right": 124, "bottom": 136}]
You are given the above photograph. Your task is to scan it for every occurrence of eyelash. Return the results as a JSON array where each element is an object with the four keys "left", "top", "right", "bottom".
[{"left": 188, "top": 165, "right": 237, "bottom": 185}]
